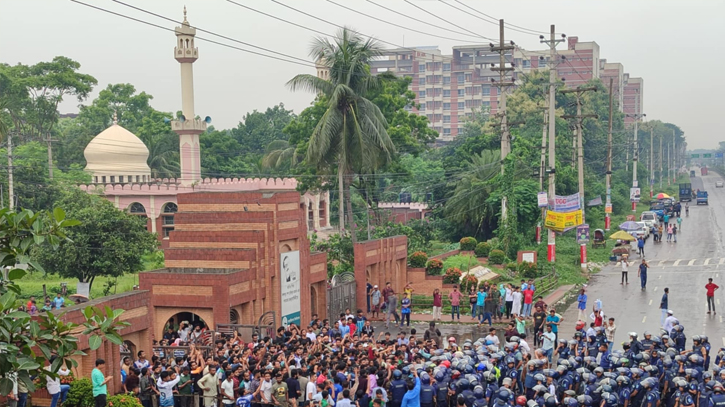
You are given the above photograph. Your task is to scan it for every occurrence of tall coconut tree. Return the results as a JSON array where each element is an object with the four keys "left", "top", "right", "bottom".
[
  {"left": 445, "top": 150, "right": 501, "bottom": 236},
  {"left": 287, "top": 28, "right": 395, "bottom": 242}
]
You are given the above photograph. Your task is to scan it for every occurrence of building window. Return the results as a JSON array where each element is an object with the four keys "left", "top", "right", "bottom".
[
  {"left": 129, "top": 202, "right": 146, "bottom": 214},
  {"left": 118, "top": 176, "right": 123, "bottom": 183},
  {"left": 419, "top": 63, "right": 425, "bottom": 72},
  {"left": 482, "top": 101, "right": 491, "bottom": 107},
  {"left": 457, "top": 89, "right": 465, "bottom": 97},
  {"left": 93, "top": 176, "right": 98, "bottom": 183},
  {"left": 434, "top": 114, "right": 442, "bottom": 122},
  {"left": 419, "top": 77, "right": 426, "bottom": 86},
  {"left": 443, "top": 76, "right": 451, "bottom": 85},
  {"left": 465, "top": 73, "right": 472, "bottom": 82},
  {"left": 419, "top": 90, "right": 426, "bottom": 98},
  {"left": 482, "top": 86, "right": 491, "bottom": 96},
  {"left": 443, "top": 63, "right": 451, "bottom": 71},
  {"left": 426, "top": 101, "right": 434, "bottom": 110},
  {"left": 443, "top": 90, "right": 451, "bottom": 97},
  {"left": 443, "top": 128, "right": 452, "bottom": 135},
  {"left": 523, "top": 60, "right": 531, "bottom": 68},
  {"left": 457, "top": 102, "right": 465, "bottom": 110},
  {"left": 443, "top": 103, "right": 450, "bottom": 110},
  {"left": 426, "top": 114, "right": 433, "bottom": 121},
  {"left": 443, "top": 115, "right": 451, "bottom": 123},
  {"left": 456, "top": 73, "right": 465, "bottom": 82},
  {"left": 434, "top": 88, "right": 442, "bottom": 97},
  {"left": 102, "top": 176, "right": 106, "bottom": 183}
]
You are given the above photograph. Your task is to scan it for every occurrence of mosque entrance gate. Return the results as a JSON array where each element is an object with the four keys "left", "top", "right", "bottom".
[{"left": 327, "top": 272, "right": 357, "bottom": 320}]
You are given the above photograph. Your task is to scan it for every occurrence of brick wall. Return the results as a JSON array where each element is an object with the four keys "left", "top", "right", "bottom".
[{"left": 353, "top": 236, "right": 408, "bottom": 312}]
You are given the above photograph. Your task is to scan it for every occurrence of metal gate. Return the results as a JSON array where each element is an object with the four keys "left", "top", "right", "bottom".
[
  {"left": 327, "top": 272, "right": 357, "bottom": 319},
  {"left": 217, "top": 311, "right": 276, "bottom": 341}
]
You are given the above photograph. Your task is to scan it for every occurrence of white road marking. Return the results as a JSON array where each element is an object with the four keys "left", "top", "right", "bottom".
[
  {"left": 722, "top": 337, "right": 725, "bottom": 347},
  {"left": 658, "top": 260, "right": 666, "bottom": 266},
  {"left": 674, "top": 259, "right": 683, "bottom": 266},
  {"left": 654, "top": 286, "right": 658, "bottom": 292},
  {"left": 718, "top": 299, "right": 721, "bottom": 305},
  {"left": 721, "top": 315, "right": 723, "bottom": 324},
  {"left": 688, "top": 259, "right": 697, "bottom": 266},
  {"left": 658, "top": 275, "right": 662, "bottom": 279},
  {"left": 705, "top": 258, "right": 711, "bottom": 265},
  {"left": 649, "top": 299, "right": 653, "bottom": 305},
  {"left": 642, "top": 316, "right": 647, "bottom": 323},
  {"left": 720, "top": 258, "right": 725, "bottom": 265}
]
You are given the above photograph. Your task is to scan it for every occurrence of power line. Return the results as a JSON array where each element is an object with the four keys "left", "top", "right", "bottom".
[
  {"left": 326, "top": 0, "right": 484, "bottom": 44},
  {"left": 402, "top": 0, "right": 496, "bottom": 42},
  {"left": 449, "top": 0, "right": 558, "bottom": 36},
  {"left": 70, "top": 0, "right": 316, "bottom": 68},
  {"left": 110, "top": 0, "right": 312, "bottom": 64}
]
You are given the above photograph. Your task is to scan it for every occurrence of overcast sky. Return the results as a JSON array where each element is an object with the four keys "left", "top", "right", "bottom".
[{"left": 2, "top": 0, "right": 723, "bottom": 149}]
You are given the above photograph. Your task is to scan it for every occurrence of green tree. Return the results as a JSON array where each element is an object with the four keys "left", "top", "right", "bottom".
[
  {"left": 0, "top": 57, "right": 97, "bottom": 143},
  {"left": 34, "top": 188, "right": 158, "bottom": 292},
  {"left": 287, "top": 28, "right": 395, "bottom": 240},
  {"left": 0, "top": 207, "right": 129, "bottom": 396},
  {"left": 230, "top": 103, "right": 295, "bottom": 156}
]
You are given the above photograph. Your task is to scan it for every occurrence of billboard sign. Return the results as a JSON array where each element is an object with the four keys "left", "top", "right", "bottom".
[
  {"left": 545, "top": 210, "right": 583, "bottom": 232},
  {"left": 280, "top": 251, "right": 301, "bottom": 327},
  {"left": 552, "top": 193, "right": 581, "bottom": 211}
]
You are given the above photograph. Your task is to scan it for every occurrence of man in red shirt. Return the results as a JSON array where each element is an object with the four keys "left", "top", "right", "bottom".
[
  {"left": 706, "top": 278, "right": 719, "bottom": 314},
  {"left": 522, "top": 286, "right": 535, "bottom": 318}
]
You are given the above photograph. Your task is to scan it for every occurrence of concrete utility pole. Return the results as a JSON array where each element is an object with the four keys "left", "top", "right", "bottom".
[
  {"left": 649, "top": 127, "right": 654, "bottom": 199},
  {"left": 605, "top": 79, "right": 613, "bottom": 231},
  {"left": 659, "top": 135, "right": 663, "bottom": 189},
  {"left": 629, "top": 101, "right": 645, "bottom": 212},
  {"left": 45, "top": 133, "right": 57, "bottom": 180},
  {"left": 538, "top": 102, "right": 548, "bottom": 244},
  {"left": 667, "top": 142, "right": 671, "bottom": 186},
  {"left": 561, "top": 86, "right": 598, "bottom": 223},
  {"left": 7, "top": 132, "right": 13, "bottom": 210},
  {"left": 562, "top": 86, "right": 597, "bottom": 270},
  {"left": 540, "top": 25, "right": 564, "bottom": 263},
  {"left": 672, "top": 129, "right": 676, "bottom": 183},
  {"left": 490, "top": 19, "right": 515, "bottom": 221}
]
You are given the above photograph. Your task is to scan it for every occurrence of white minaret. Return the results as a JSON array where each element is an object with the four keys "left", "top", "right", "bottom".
[{"left": 171, "top": 6, "right": 206, "bottom": 186}]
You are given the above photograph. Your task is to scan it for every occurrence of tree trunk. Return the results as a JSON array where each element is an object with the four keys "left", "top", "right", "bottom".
[
  {"left": 338, "top": 162, "right": 345, "bottom": 232},
  {"left": 345, "top": 173, "right": 357, "bottom": 244}
]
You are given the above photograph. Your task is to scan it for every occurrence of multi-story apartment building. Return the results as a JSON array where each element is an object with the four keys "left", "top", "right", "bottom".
[
  {"left": 600, "top": 61, "right": 625, "bottom": 109},
  {"left": 366, "top": 36, "right": 642, "bottom": 140},
  {"left": 623, "top": 75, "right": 644, "bottom": 126}
]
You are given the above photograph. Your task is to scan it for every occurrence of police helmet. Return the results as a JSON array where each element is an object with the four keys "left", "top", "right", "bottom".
[
  {"left": 713, "top": 382, "right": 724, "bottom": 392},
  {"left": 435, "top": 371, "right": 446, "bottom": 382},
  {"left": 473, "top": 386, "right": 485, "bottom": 399},
  {"left": 704, "top": 372, "right": 712, "bottom": 380},
  {"left": 527, "top": 400, "right": 538, "bottom": 407},
  {"left": 628, "top": 332, "right": 638, "bottom": 339},
  {"left": 502, "top": 378, "right": 513, "bottom": 387},
  {"left": 516, "top": 396, "right": 527, "bottom": 406},
  {"left": 563, "top": 397, "right": 578, "bottom": 407},
  {"left": 576, "top": 395, "right": 593, "bottom": 406},
  {"left": 534, "top": 373, "right": 546, "bottom": 382},
  {"left": 692, "top": 335, "right": 701, "bottom": 343},
  {"left": 420, "top": 372, "right": 431, "bottom": 385},
  {"left": 616, "top": 376, "right": 631, "bottom": 386},
  {"left": 393, "top": 369, "right": 403, "bottom": 379},
  {"left": 456, "top": 379, "right": 470, "bottom": 391}
]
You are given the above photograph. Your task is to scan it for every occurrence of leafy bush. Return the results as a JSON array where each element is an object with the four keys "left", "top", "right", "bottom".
[
  {"left": 409, "top": 251, "right": 428, "bottom": 268},
  {"left": 474, "top": 242, "right": 491, "bottom": 257},
  {"left": 107, "top": 395, "right": 144, "bottom": 407},
  {"left": 459, "top": 237, "right": 478, "bottom": 251},
  {"left": 425, "top": 259, "right": 444, "bottom": 275},
  {"left": 66, "top": 378, "right": 94, "bottom": 407},
  {"left": 506, "top": 262, "right": 518, "bottom": 272},
  {"left": 489, "top": 249, "right": 506, "bottom": 265},
  {"left": 442, "top": 267, "right": 462, "bottom": 284},
  {"left": 460, "top": 274, "right": 479, "bottom": 293},
  {"left": 518, "top": 261, "right": 538, "bottom": 279}
]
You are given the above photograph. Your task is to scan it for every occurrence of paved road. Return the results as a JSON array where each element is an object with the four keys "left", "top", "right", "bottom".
[{"left": 559, "top": 170, "right": 725, "bottom": 348}]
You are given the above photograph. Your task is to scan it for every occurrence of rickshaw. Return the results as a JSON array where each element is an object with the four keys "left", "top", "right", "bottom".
[{"left": 592, "top": 229, "right": 606, "bottom": 248}]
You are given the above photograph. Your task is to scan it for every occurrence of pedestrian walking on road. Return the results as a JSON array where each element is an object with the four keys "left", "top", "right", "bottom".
[
  {"left": 576, "top": 289, "right": 588, "bottom": 322},
  {"left": 672, "top": 225, "right": 678, "bottom": 242},
  {"left": 677, "top": 215, "right": 682, "bottom": 231},
  {"left": 468, "top": 289, "right": 477, "bottom": 319},
  {"left": 621, "top": 255, "right": 630, "bottom": 285},
  {"left": 511, "top": 287, "right": 522, "bottom": 317},
  {"left": 706, "top": 278, "right": 719, "bottom": 314},
  {"left": 667, "top": 224, "right": 673, "bottom": 242},
  {"left": 637, "top": 237, "right": 645, "bottom": 257},
  {"left": 638, "top": 259, "right": 650, "bottom": 291},
  {"left": 448, "top": 285, "right": 462, "bottom": 321},
  {"left": 399, "top": 293, "right": 411, "bottom": 327},
  {"left": 431, "top": 289, "right": 442, "bottom": 320},
  {"left": 659, "top": 288, "right": 669, "bottom": 326},
  {"left": 371, "top": 285, "right": 381, "bottom": 319}
]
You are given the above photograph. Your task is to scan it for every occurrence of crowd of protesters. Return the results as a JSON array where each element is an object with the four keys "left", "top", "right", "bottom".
[{"left": 14, "top": 309, "right": 722, "bottom": 407}]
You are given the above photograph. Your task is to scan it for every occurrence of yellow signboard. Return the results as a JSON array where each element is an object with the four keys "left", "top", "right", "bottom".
[{"left": 545, "top": 210, "right": 583, "bottom": 232}]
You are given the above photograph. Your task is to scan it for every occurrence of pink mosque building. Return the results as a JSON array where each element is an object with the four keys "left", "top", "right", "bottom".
[{"left": 79, "top": 9, "right": 330, "bottom": 248}]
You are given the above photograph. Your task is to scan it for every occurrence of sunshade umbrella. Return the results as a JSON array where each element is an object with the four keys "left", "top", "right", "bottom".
[
  {"left": 655, "top": 193, "right": 671, "bottom": 200},
  {"left": 609, "top": 230, "right": 636, "bottom": 241},
  {"left": 618, "top": 221, "right": 640, "bottom": 231}
]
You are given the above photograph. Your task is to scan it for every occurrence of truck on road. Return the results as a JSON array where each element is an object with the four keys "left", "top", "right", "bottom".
[
  {"left": 696, "top": 190, "right": 709, "bottom": 205},
  {"left": 702, "top": 166, "right": 709, "bottom": 176},
  {"left": 679, "top": 183, "right": 692, "bottom": 202}
]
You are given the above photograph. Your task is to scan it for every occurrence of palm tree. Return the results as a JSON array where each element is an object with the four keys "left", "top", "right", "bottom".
[
  {"left": 145, "top": 133, "right": 179, "bottom": 179},
  {"left": 287, "top": 28, "right": 395, "bottom": 242},
  {"left": 262, "top": 140, "right": 299, "bottom": 172},
  {"left": 445, "top": 150, "right": 500, "bottom": 235}
]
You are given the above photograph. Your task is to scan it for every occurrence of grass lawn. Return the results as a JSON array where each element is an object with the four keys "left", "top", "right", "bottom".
[
  {"left": 442, "top": 254, "right": 480, "bottom": 273},
  {"left": 18, "top": 252, "right": 163, "bottom": 302},
  {"left": 427, "top": 240, "right": 459, "bottom": 257}
]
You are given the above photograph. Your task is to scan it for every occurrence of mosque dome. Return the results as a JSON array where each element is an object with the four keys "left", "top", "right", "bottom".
[{"left": 84, "top": 117, "right": 152, "bottom": 184}]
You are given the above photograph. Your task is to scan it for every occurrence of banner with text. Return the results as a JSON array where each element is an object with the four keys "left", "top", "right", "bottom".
[
  {"left": 545, "top": 209, "right": 584, "bottom": 232},
  {"left": 551, "top": 193, "right": 581, "bottom": 212},
  {"left": 280, "top": 251, "right": 301, "bottom": 327}
]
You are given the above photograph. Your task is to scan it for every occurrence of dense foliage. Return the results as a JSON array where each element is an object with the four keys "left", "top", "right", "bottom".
[{"left": 409, "top": 251, "right": 428, "bottom": 268}]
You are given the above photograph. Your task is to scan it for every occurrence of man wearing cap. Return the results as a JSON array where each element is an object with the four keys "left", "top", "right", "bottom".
[{"left": 663, "top": 310, "right": 677, "bottom": 334}]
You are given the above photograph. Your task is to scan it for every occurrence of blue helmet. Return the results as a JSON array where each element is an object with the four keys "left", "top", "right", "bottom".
[
  {"left": 393, "top": 369, "right": 402, "bottom": 379},
  {"left": 577, "top": 395, "right": 593, "bottom": 407},
  {"left": 564, "top": 397, "right": 578, "bottom": 407},
  {"left": 457, "top": 379, "right": 470, "bottom": 391},
  {"left": 402, "top": 366, "right": 411, "bottom": 377},
  {"left": 435, "top": 371, "right": 446, "bottom": 382},
  {"left": 420, "top": 372, "right": 431, "bottom": 385},
  {"left": 473, "top": 386, "right": 485, "bottom": 399}
]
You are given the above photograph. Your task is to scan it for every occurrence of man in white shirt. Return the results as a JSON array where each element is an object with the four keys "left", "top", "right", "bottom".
[
  {"left": 663, "top": 310, "right": 677, "bottom": 334},
  {"left": 198, "top": 365, "right": 219, "bottom": 407},
  {"left": 156, "top": 371, "right": 181, "bottom": 407},
  {"left": 484, "top": 328, "right": 500, "bottom": 346},
  {"left": 255, "top": 372, "right": 273, "bottom": 406},
  {"left": 541, "top": 325, "right": 556, "bottom": 363},
  {"left": 518, "top": 334, "right": 531, "bottom": 354},
  {"left": 305, "top": 375, "right": 317, "bottom": 401},
  {"left": 221, "top": 374, "right": 236, "bottom": 406}
]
